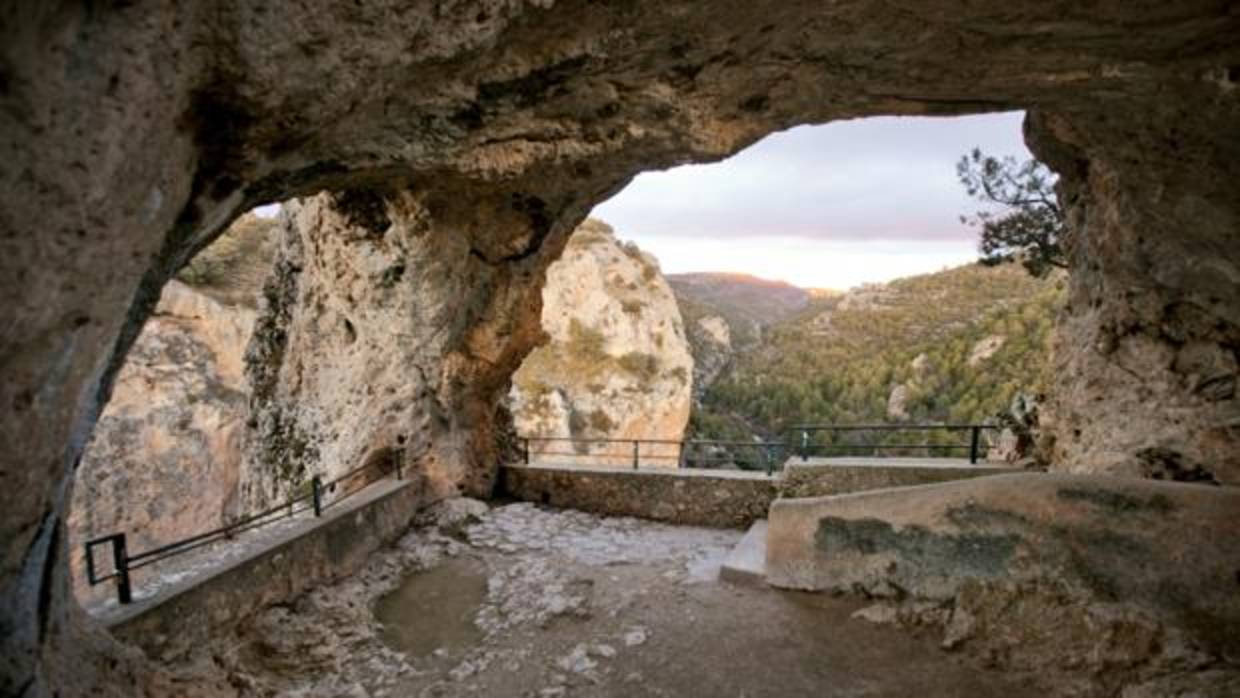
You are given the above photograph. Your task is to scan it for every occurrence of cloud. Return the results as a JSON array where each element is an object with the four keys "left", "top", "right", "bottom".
[{"left": 592, "top": 111, "right": 1032, "bottom": 245}]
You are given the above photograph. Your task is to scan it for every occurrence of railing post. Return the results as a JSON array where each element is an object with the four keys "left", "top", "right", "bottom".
[
  {"left": 632, "top": 440, "right": 639, "bottom": 470},
  {"left": 112, "top": 533, "right": 132, "bottom": 605},
  {"left": 969, "top": 426, "right": 981, "bottom": 464},
  {"left": 677, "top": 440, "right": 686, "bottom": 469},
  {"left": 312, "top": 475, "right": 323, "bottom": 517},
  {"left": 523, "top": 437, "right": 530, "bottom": 465},
  {"left": 764, "top": 445, "right": 774, "bottom": 477},
  {"left": 800, "top": 429, "right": 809, "bottom": 462}
]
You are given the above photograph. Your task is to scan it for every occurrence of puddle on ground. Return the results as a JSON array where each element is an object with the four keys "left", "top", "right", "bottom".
[{"left": 374, "top": 557, "right": 487, "bottom": 658}]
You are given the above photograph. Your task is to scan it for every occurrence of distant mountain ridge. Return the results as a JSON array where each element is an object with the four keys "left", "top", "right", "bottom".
[
  {"left": 683, "top": 262, "right": 1064, "bottom": 447},
  {"left": 667, "top": 272, "right": 812, "bottom": 347}
]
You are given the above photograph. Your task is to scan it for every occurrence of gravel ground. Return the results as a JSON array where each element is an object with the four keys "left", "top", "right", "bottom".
[{"left": 173, "top": 499, "right": 1036, "bottom": 697}]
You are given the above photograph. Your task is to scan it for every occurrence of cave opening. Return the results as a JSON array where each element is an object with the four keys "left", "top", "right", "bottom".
[
  {"left": 510, "top": 111, "right": 1064, "bottom": 472},
  {"left": 3, "top": 4, "right": 1238, "bottom": 695},
  {"left": 66, "top": 204, "right": 287, "bottom": 612}
]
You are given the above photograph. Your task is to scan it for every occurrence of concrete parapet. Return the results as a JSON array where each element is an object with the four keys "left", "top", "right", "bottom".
[
  {"left": 778, "top": 457, "right": 1018, "bottom": 499},
  {"left": 766, "top": 474, "right": 1240, "bottom": 672},
  {"left": 105, "top": 479, "right": 430, "bottom": 660}
]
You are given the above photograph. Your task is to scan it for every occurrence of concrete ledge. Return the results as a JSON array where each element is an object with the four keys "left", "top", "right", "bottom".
[
  {"left": 499, "top": 464, "right": 775, "bottom": 528},
  {"left": 720, "top": 520, "right": 768, "bottom": 587},
  {"left": 778, "top": 457, "right": 1019, "bottom": 499},
  {"left": 766, "top": 473, "right": 1240, "bottom": 658},
  {"left": 106, "top": 479, "right": 432, "bottom": 660}
]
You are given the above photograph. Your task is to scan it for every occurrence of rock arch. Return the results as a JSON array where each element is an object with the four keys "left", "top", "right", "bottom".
[{"left": 2, "top": 2, "right": 1238, "bottom": 693}]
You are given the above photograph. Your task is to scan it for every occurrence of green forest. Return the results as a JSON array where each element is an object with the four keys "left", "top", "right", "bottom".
[{"left": 686, "top": 263, "right": 1064, "bottom": 456}]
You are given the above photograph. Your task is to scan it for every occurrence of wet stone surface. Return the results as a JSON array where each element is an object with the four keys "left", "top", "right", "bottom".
[
  {"left": 374, "top": 558, "right": 488, "bottom": 659},
  {"left": 179, "top": 500, "right": 1036, "bottom": 697}
]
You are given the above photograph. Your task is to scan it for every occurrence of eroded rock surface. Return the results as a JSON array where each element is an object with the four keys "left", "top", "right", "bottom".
[
  {"left": 3, "top": 2, "right": 1239, "bottom": 693},
  {"left": 1028, "top": 111, "right": 1240, "bottom": 486},
  {"left": 510, "top": 220, "right": 692, "bottom": 466},
  {"left": 68, "top": 281, "right": 254, "bottom": 606},
  {"left": 242, "top": 190, "right": 565, "bottom": 507}
]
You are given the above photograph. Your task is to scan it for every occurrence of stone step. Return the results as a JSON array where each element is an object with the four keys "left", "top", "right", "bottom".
[{"left": 720, "top": 519, "right": 767, "bottom": 587}]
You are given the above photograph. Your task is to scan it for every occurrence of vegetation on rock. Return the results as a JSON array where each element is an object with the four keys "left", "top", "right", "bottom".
[
  {"left": 178, "top": 211, "right": 282, "bottom": 307},
  {"left": 957, "top": 149, "right": 1066, "bottom": 278},
  {"left": 682, "top": 263, "right": 1064, "bottom": 454}
]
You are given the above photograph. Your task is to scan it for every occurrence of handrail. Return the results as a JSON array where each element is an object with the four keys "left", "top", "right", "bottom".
[
  {"left": 516, "top": 435, "right": 789, "bottom": 476},
  {"left": 790, "top": 423, "right": 1000, "bottom": 431},
  {"left": 788, "top": 423, "right": 999, "bottom": 464},
  {"left": 519, "top": 436, "right": 787, "bottom": 448},
  {"left": 522, "top": 435, "right": 689, "bottom": 445},
  {"left": 84, "top": 455, "right": 400, "bottom": 605},
  {"left": 516, "top": 423, "right": 1002, "bottom": 475}
]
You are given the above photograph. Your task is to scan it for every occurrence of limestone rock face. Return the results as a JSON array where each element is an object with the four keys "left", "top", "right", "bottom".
[
  {"left": 1028, "top": 111, "right": 1240, "bottom": 486},
  {"left": 886, "top": 384, "right": 910, "bottom": 421},
  {"left": 3, "top": 1, "right": 1240, "bottom": 693},
  {"left": 967, "top": 335, "right": 1006, "bottom": 367},
  {"left": 68, "top": 281, "right": 254, "bottom": 605},
  {"left": 243, "top": 190, "right": 559, "bottom": 506},
  {"left": 510, "top": 220, "right": 693, "bottom": 466},
  {"left": 686, "top": 315, "right": 733, "bottom": 403}
]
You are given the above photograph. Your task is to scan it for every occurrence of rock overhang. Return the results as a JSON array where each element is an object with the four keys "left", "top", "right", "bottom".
[{"left": 2, "top": 2, "right": 1239, "bottom": 693}]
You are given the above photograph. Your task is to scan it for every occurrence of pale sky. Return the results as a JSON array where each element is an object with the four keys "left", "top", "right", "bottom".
[{"left": 591, "top": 111, "right": 1033, "bottom": 290}]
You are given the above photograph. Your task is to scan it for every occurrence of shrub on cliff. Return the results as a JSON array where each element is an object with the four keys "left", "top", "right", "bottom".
[{"left": 957, "top": 148, "right": 1066, "bottom": 278}]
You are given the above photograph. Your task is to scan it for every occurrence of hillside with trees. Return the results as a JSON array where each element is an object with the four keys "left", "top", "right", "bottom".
[
  {"left": 667, "top": 272, "right": 814, "bottom": 347},
  {"left": 684, "top": 263, "right": 1064, "bottom": 451}
]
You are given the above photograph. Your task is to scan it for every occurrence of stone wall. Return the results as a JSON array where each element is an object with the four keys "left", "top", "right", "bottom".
[
  {"left": 501, "top": 461, "right": 1038, "bottom": 529},
  {"left": 499, "top": 464, "right": 776, "bottom": 529}
]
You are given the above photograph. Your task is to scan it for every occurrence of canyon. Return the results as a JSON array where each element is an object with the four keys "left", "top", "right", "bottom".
[
  {"left": 69, "top": 213, "right": 695, "bottom": 593},
  {"left": 2, "top": 2, "right": 1239, "bottom": 696}
]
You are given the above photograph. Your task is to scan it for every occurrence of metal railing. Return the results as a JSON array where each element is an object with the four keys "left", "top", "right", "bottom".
[
  {"left": 518, "top": 436, "right": 788, "bottom": 475},
  {"left": 84, "top": 457, "right": 400, "bottom": 605},
  {"left": 517, "top": 423, "right": 999, "bottom": 474},
  {"left": 789, "top": 423, "right": 1000, "bottom": 464}
]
